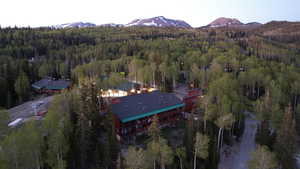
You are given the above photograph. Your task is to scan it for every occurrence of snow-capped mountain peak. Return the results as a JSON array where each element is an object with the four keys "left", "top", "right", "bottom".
[
  {"left": 53, "top": 22, "right": 96, "bottom": 29},
  {"left": 125, "top": 16, "right": 191, "bottom": 28}
]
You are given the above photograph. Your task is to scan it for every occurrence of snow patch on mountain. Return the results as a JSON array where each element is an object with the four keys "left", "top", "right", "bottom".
[
  {"left": 53, "top": 22, "right": 96, "bottom": 29},
  {"left": 125, "top": 16, "right": 191, "bottom": 28},
  {"left": 99, "top": 23, "right": 124, "bottom": 27}
]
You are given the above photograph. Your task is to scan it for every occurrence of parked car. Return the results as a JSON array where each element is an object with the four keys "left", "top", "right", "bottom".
[
  {"left": 37, "top": 110, "right": 47, "bottom": 116},
  {"left": 8, "top": 118, "right": 24, "bottom": 128}
]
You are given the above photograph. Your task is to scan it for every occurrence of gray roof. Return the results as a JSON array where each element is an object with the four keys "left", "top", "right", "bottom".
[
  {"left": 32, "top": 78, "right": 70, "bottom": 90},
  {"left": 112, "top": 91, "right": 184, "bottom": 123}
]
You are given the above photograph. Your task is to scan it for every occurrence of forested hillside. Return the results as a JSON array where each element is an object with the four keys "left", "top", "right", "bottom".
[{"left": 0, "top": 22, "right": 300, "bottom": 169}]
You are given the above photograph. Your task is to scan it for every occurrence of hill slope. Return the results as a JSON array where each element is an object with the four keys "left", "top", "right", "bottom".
[{"left": 207, "top": 17, "right": 243, "bottom": 27}]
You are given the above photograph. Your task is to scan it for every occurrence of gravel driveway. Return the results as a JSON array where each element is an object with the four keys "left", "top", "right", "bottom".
[{"left": 218, "top": 113, "right": 259, "bottom": 169}]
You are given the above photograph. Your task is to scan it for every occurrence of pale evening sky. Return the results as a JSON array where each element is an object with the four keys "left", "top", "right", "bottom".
[{"left": 1, "top": 0, "right": 299, "bottom": 28}]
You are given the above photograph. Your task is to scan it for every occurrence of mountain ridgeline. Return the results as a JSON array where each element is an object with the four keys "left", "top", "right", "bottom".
[
  {"left": 53, "top": 16, "right": 192, "bottom": 28},
  {"left": 51, "top": 16, "right": 271, "bottom": 29}
]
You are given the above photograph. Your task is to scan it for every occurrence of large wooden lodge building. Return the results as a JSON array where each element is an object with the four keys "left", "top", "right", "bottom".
[{"left": 112, "top": 91, "right": 185, "bottom": 136}]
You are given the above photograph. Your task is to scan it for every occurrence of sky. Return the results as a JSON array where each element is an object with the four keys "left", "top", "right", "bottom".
[{"left": 1, "top": 0, "right": 300, "bottom": 28}]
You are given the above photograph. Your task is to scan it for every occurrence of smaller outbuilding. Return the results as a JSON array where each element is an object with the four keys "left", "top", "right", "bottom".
[{"left": 32, "top": 77, "right": 71, "bottom": 94}]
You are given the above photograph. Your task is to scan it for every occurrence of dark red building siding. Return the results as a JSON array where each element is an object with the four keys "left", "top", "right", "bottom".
[
  {"left": 183, "top": 89, "right": 201, "bottom": 112},
  {"left": 115, "top": 107, "right": 183, "bottom": 136}
]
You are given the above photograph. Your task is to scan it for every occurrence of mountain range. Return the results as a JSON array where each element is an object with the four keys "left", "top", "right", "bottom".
[
  {"left": 53, "top": 16, "right": 191, "bottom": 29},
  {"left": 52, "top": 16, "right": 290, "bottom": 29}
]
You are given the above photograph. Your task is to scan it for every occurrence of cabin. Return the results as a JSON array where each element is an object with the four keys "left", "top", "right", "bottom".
[
  {"left": 32, "top": 77, "right": 71, "bottom": 94},
  {"left": 111, "top": 91, "right": 185, "bottom": 136}
]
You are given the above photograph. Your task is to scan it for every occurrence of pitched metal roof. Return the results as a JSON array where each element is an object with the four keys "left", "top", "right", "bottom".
[
  {"left": 32, "top": 78, "right": 70, "bottom": 90},
  {"left": 112, "top": 91, "right": 184, "bottom": 123}
]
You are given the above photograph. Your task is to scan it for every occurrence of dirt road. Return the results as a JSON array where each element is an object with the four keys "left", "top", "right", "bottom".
[{"left": 218, "top": 113, "right": 258, "bottom": 169}]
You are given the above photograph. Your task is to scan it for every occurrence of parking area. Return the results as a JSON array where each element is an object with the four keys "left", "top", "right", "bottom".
[{"left": 8, "top": 96, "right": 53, "bottom": 121}]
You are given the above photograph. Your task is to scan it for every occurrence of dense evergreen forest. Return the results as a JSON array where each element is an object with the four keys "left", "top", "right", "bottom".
[{"left": 1, "top": 21, "right": 300, "bottom": 169}]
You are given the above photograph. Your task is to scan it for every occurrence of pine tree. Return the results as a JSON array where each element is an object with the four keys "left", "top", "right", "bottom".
[
  {"left": 75, "top": 79, "right": 102, "bottom": 169},
  {"left": 76, "top": 81, "right": 92, "bottom": 168},
  {"left": 107, "top": 108, "right": 119, "bottom": 168},
  {"left": 0, "top": 109, "right": 9, "bottom": 140},
  {"left": 183, "top": 115, "right": 194, "bottom": 166},
  {"left": 0, "top": 78, "right": 8, "bottom": 107},
  {"left": 101, "top": 139, "right": 111, "bottom": 169},
  {"left": 14, "top": 71, "right": 30, "bottom": 103},
  {"left": 296, "top": 104, "right": 300, "bottom": 135}
]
